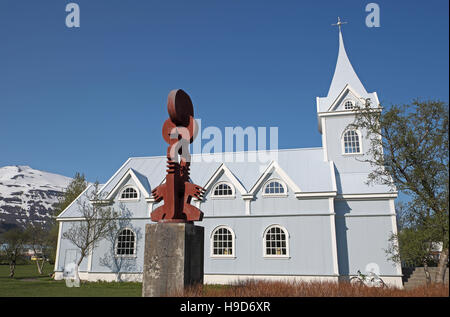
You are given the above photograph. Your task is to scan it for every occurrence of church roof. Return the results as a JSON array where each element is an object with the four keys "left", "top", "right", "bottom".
[
  {"left": 97, "top": 148, "right": 336, "bottom": 199},
  {"left": 56, "top": 148, "right": 395, "bottom": 219}
]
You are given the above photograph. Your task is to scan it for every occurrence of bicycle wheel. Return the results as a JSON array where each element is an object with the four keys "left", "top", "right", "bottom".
[
  {"left": 349, "top": 276, "right": 365, "bottom": 287},
  {"left": 376, "top": 278, "right": 387, "bottom": 288},
  {"left": 370, "top": 274, "right": 387, "bottom": 288}
]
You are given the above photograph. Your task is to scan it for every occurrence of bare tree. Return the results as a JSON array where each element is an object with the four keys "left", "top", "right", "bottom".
[
  {"left": 25, "top": 223, "right": 51, "bottom": 275},
  {"left": 99, "top": 204, "right": 142, "bottom": 282},
  {"left": 61, "top": 182, "right": 118, "bottom": 282},
  {"left": 1, "top": 228, "right": 28, "bottom": 278}
]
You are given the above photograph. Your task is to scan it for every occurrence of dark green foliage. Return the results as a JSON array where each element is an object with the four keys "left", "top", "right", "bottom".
[
  {"left": 47, "top": 173, "right": 88, "bottom": 262},
  {"left": 53, "top": 172, "right": 88, "bottom": 218}
]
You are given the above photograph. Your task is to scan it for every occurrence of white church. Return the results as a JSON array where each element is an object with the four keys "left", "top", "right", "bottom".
[{"left": 54, "top": 25, "right": 403, "bottom": 288}]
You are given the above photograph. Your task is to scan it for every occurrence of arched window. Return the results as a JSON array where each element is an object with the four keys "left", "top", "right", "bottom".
[
  {"left": 344, "top": 100, "right": 355, "bottom": 110},
  {"left": 116, "top": 228, "right": 136, "bottom": 256},
  {"left": 211, "top": 226, "right": 235, "bottom": 257},
  {"left": 120, "top": 186, "right": 139, "bottom": 200},
  {"left": 263, "top": 225, "right": 289, "bottom": 257},
  {"left": 263, "top": 179, "right": 287, "bottom": 196},
  {"left": 342, "top": 130, "right": 362, "bottom": 154},
  {"left": 212, "top": 182, "right": 234, "bottom": 198}
]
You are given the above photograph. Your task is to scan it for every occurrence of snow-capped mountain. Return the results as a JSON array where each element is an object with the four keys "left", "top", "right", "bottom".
[{"left": 0, "top": 165, "right": 72, "bottom": 231}]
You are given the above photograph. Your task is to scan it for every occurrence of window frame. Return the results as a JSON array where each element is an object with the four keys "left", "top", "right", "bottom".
[
  {"left": 115, "top": 228, "right": 137, "bottom": 258},
  {"left": 343, "top": 99, "right": 355, "bottom": 110},
  {"left": 210, "top": 225, "right": 236, "bottom": 258},
  {"left": 118, "top": 185, "right": 140, "bottom": 201},
  {"left": 262, "top": 225, "right": 290, "bottom": 259},
  {"left": 341, "top": 129, "right": 363, "bottom": 155},
  {"left": 211, "top": 181, "right": 236, "bottom": 199},
  {"left": 262, "top": 179, "right": 288, "bottom": 198}
]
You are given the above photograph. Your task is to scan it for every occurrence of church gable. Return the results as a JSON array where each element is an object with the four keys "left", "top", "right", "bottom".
[
  {"left": 114, "top": 176, "right": 141, "bottom": 201},
  {"left": 255, "top": 170, "right": 290, "bottom": 198},
  {"left": 328, "top": 86, "right": 362, "bottom": 112},
  {"left": 200, "top": 164, "right": 247, "bottom": 216},
  {"left": 249, "top": 161, "right": 301, "bottom": 198},
  {"left": 105, "top": 168, "right": 151, "bottom": 202},
  {"left": 201, "top": 163, "right": 247, "bottom": 199},
  {"left": 204, "top": 171, "right": 239, "bottom": 199}
]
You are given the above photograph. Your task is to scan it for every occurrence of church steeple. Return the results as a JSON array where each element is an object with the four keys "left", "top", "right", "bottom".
[
  {"left": 316, "top": 18, "right": 379, "bottom": 130},
  {"left": 327, "top": 18, "right": 368, "bottom": 100}
]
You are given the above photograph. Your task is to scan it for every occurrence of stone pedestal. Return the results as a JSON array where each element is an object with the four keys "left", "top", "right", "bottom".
[{"left": 142, "top": 223, "right": 204, "bottom": 297}]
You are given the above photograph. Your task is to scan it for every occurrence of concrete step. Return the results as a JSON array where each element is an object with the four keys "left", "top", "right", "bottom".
[
  {"left": 407, "top": 275, "right": 449, "bottom": 279},
  {"left": 409, "top": 275, "right": 447, "bottom": 278},
  {"left": 407, "top": 276, "right": 449, "bottom": 281},
  {"left": 408, "top": 274, "right": 449, "bottom": 278},
  {"left": 402, "top": 266, "right": 449, "bottom": 288}
]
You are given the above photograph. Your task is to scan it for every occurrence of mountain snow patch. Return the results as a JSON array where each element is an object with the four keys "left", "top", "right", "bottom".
[{"left": 0, "top": 165, "right": 72, "bottom": 230}]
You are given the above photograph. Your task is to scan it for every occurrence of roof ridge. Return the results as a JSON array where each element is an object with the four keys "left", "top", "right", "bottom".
[{"left": 127, "top": 146, "right": 324, "bottom": 160}]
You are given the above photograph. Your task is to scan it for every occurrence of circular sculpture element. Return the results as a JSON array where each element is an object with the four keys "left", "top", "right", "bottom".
[
  {"left": 167, "top": 89, "right": 194, "bottom": 127},
  {"left": 163, "top": 89, "right": 199, "bottom": 145}
]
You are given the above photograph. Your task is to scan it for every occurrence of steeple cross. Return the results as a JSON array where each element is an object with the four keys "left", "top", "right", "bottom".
[{"left": 332, "top": 17, "right": 348, "bottom": 32}]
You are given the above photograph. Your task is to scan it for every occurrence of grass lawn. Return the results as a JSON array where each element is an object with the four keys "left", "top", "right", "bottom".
[{"left": 0, "top": 264, "right": 141, "bottom": 297}]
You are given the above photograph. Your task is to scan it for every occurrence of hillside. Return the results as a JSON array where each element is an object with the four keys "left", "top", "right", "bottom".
[{"left": 0, "top": 165, "right": 72, "bottom": 232}]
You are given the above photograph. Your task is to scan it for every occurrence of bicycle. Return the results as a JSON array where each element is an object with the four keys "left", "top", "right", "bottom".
[{"left": 350, "top": 270, "right": 387, "bottom": 288}]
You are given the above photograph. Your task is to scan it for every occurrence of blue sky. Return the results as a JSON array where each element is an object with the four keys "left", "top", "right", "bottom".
[{"left": 1, "top": 0, "right": 448, "bottom": 183}]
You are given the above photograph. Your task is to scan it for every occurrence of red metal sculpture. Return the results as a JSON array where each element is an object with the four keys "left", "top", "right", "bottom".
[{"left": 151, "top": 89, "right": 205, "bottom": 223}]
